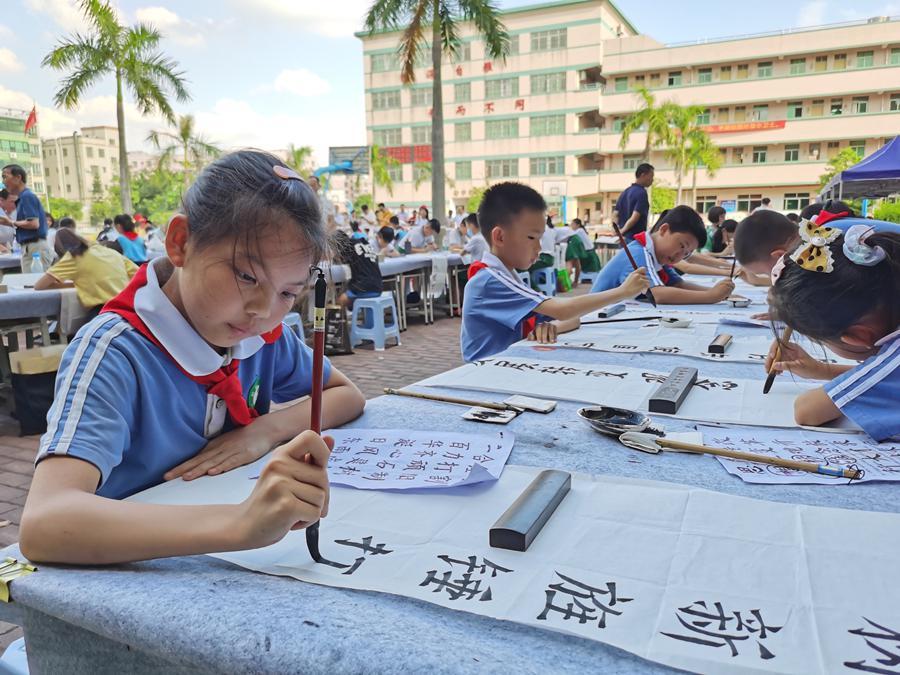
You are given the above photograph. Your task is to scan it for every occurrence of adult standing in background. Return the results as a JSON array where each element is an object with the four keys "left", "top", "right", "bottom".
[
  {"left": 307, "top": 175, "right": 336, "bottom": 231},
  {"left": 0, "top": 164, "right": 52, "bottom": 271},
  {"left": 617, "top": 163, "right": 654, "bottom": 242},
  {"left": 396, "top": 203, "right": 412, "bottom": 225},
  {"left": 751, "top": 197, "right": 772, "bottom": 214},
  {"left": 0, "top": 188, "right": 17, "bottom": 249}
]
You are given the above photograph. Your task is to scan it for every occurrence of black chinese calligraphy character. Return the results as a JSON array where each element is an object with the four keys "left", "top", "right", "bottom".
[
  {"left": 356, "top": 446, "right": 379, "bottom": 455},
  {"left": 404, "top": 460, "right": 427, "bottom": 471},
  {"left": 539, "top": 365, "right": 580, "bottom": 376},
  {"left": 443, "top": 451, "right": 464, "bottom": 460},
  {"left": 536, "top": 571, "right": 632, "bottom": 629},
  {"left": 333, "top": 445, "right": 352, "bottom": 454},
  {"left": 612, "top": 344, "right": 639, "bottom": 351},
  {"left": 694, "top": 378, "right": 738, "bottom": 391},
  {"left": 422, "top": 440, "right": 444, "bottom": 449},
  {"left": 394, "top": 439, "right": 415, "bottom": 447},
  {"left": 844, "top": 617, "right": 900, "bottom": 674},
  {"left": 650, "top": 346, "right": 681, "bottom": 354},
  {"left": 420, "top": 555, "right": 513, "bottom": 601},
  {"left": 661, "top": 601, "right": 783, "bottom": 659},
  {"left": 584, "top": 370, "right": 627, "bottom": 379},
  {"left": 495, "top": 360, "right": 538, "bottom": 371},
  {"left": 375, "top": 460, "right": 396, "bottom": 470},
  {"left": 368, "top": 437, "right": 387, "bottom": 444},
  {"left": 435, "top": 462, "right": 459, "bottom": 472},
  {"left": 330, "top": 536, "right": 394, "bottom": 575},
  {"left": 363, "top": 471, "right": 388, "bottom": 481},
  {"left": 449, "top": 441, "right": 470, "bottom": 450},
  {"left": 642, "top": 372, "right": 668, "bottom": 384},
  {"left": 344, "top": 437, "right": 362, "bottom": 445},
  {"left": 347, "top": 457, "right": 368, "bottom": 465}
]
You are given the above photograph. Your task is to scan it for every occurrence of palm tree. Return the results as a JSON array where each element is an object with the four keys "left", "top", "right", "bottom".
[
  {"left": 663, "top": 104, "right": 708, "bottom": 204},
  {"left": 285, "top": 144, "right": 314, "bottom": 179},
  {"left": 365, "top": 0, "right": 509, "bottom": 227},
  {"left": 686, "top": 131, "right": 722, "bottom": 208},
  {"left": 370, "top": 144, "right": 399, "bottom": 204},
  {"left": 147, "top": 114, "right": 219, "bottom": 188},
  {"left": 619, "top": 88, "right": 675, "bottom": 162},
  {"left": 42, "top": 0, "right": 190, "bottom": 212}
]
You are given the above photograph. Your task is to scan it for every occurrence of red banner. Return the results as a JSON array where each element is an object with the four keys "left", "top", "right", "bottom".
[
  {"left": 413, "top": 145, "right": 432, "bottom": 163},
  {"left": 703, "top": 120, "right": 786, "bottom": 134},
  {"left": 383, "top": 146, "right": 412, "bottom": 163}
]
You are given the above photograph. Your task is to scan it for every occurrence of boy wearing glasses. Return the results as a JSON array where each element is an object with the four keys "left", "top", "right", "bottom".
[{"left": 590, "top": 205, "right": 735, "bottom": 304}]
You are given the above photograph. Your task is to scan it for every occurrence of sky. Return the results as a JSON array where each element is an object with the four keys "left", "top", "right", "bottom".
[{"left": 1, "top": 0, "right": 898, "bottom": 167}]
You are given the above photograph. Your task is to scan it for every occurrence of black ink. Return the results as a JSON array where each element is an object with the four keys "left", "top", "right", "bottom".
[
  {"left": 536, "top": 571, "right": 632, "bottom": 629},
  {"left": 844, "top": 617, "right": 900, "bottom": 674},
  {"left": 661, "top": 601, "right": 783, "bottom": 660},
  {"left": 420, "top": 555, "right": 513, "bottom": 601}
]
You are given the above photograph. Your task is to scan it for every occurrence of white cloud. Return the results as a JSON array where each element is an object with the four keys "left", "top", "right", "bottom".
[
  {"left": 269, "top": 69, "right": 332, "bottom": 97},
  {"left": 0, "top": 24, "right": 13, "bottom": 39},
  {"left": 795, "top": 0, "right": 827, "bottom": 26},
  {"left": 25, "top": 0, "right": 92, "bottom": 32},
  {"left": 0, "top": 48, "right": 24, "bottom": 73},
  {"left": 232, "top": 0, "right": 370, "bottom": 37},
  {"left": 135, "top": 6, "right": 206, "bottom": 46}
]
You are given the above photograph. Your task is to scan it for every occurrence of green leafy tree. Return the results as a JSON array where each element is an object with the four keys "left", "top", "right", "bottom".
[
  {"left": 874, "top": 201, "right": 900, "bottom": 223},
  {"left": 90, "top": 173, "right": 103, "bottom": 201},
  {"left": 819, "top": 147, "right": 863, "bottom": 189},
  {"left": 686, "top": 131, "right": 723, "bottom": 208},
  {"left": 365, "top": 0, "right": 509, "bottom": 227},
  {"left": 369, "top": 144, "right": 399, "bottom": 204},
  {"left": 48, "top": 197, "right": 84, "bottom": 222},
  {"left": 90, "top": 184, "right": 122, "bottom": 226},
  {"left": 353, "top": 193, "right": 374, "bottom": 214},
  {"left": 650, "top": 182, "right": 675, "bottom": 214},
  {"left": 663, "top": 104, "right": 708, "bottom": 204},
  {"left": 285, "top": 144, "right": 314, "bottom": 179},
  {"left": 131, "top": 167, "right": 184, "bottom": 223},
  {"left": 465, "top": 185, "right": 487, "bottom": 213},
  {"left": 147, "top": 114, "right": 220, "bottom": 188},
  {"left": 42, "top": 0, "right": 190, "bottom": 212},
  {"left": 619, "top": 88, "right": 676, "bottom": 161}
]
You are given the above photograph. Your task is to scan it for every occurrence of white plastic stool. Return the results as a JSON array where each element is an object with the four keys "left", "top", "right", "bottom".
[
  {"left": 0, "top": 637, "right": 28, "bottom": 675},
  {"left": 530, "top": 267, "right": 557, "bottom": 296},
  {"left": 283, "top": 311, "right": 304, "bottom": 339},
  {"left": 580, "top": 269, "right": 600, "bottom": 286},
  {"left": 516, "top": 271, "right": 532, "bottom": 288},
  {"left": 350, "top": 292, "right": 401, "bottom": 351}
]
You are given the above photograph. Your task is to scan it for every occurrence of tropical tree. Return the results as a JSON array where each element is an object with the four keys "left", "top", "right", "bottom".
[
  {"left": 365, "top": 0, "right": 509, "bottom": 227},
  {"left": 465, "top": 185, "right": 488, "bottom": 213},
  {"left": 147, "top": 114, "right": 220, "bottom": 188},
  {"left": 686, "top": 131, "right": 723, "bottom": 208},
  {"left": 819, "top": 147, "right": 862, "bottom": 189},
  {"left": 370, "top": 144, "right": 399, "bottom": 204},
  {"left": 663, "top": 104, "right": 708, "bottom": 204},
  {"left": 42, "top": 0, "right": 190, "bottom": 212},
  {"left": 48, "top": 197, "right": 84, "bottom": 222},
  {"left": 285, "top": 144, "right": 314, "bottom": 179},
  {"left": 618, "top": 88, "right": 676, "bottom": 161}
]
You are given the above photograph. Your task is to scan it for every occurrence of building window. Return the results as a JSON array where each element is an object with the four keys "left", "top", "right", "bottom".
[
  {"left": 64, "top": 166, "right": 70, "bottom": 175},
  {"left": 508, "top": 35, "right": 519, "bottom": 55},
  {"left": 611, "top": 117, "right": 625, "bottom": 132},
  {"left": 455, "top": 161, "right": 471, "bottom": 180},
  {"left": 485, "top": 118, "right": 518, "bottom": 139},
  {"left": 531, "top": 72, "right": 566, "bottom": 95},
  {"left": 486, "top": 159, "right": 517, "bottom": 178},
  {"left": 830, "top": 98, "right": 843, "bottom": 116},
  {"left": 410, "top": 87, "right": 432, "bottom": 107},
  {"left": 86, "top": 146, "right": 94, "bottom": 158},
  {"left": 784, "top": 193, "right": 810, "bottom": 210},
  {"left": 623, "top": 154, "right": 641, "bottom": 170},
  {"left": 485, "top": 77, "right": 518, "bottom": 98},
  {"left": 719, "top": 65, "right": 732, "bottom": 81},
  {"left": 372, "top": 90, "right": 401, "bottom": 110},
  {"left": 455, "top": 122, "right": 471, "bottom": 142},
  {"left": 455, "top": 82, "right": 471, "bottom": 102},
  {"left": 733, "top": 148, "right": 745, "bottom": 164},
  {"left": 63, "top": 148, "right": 68, "bottom": 157},
  {"left": 811, "top": 99, "right": 825, "bottom": 116},
  {"left": 736, "top": 64, "right": 749, "bottom": 79},
  {"left": 411, "top": 126, "right": 431, "bottom": 144},
  {"left": 530, "top": 28, "right": 566, "bottom": 52},
  {"left": 809, "top": 143, "right": 821, "bottom": 160},
  {"left": 787, "top": 101, "right": 803, "bottom": 119},
  {"left": 737, "top": 194, "right": 762, "bottom": 212},
  {"left": 667, "top": 71, "right": 682, "bottom": 86},
  {"left": 757, "top": 62, "right": 773, "bottom": 78},
  {"left": 66, "top": 184, "right": 72, "bottom": 193},
  {"left": 530, "top": 155, "right": 564, "bottom": 175},
  {"left": 452, "top": 42, "right": 471, "bottom": 63},
  {"left": 373, "top": 127, "right": 402, "bottom": 146},
  {"left": 696, "top": 108, "right": 710, "bottom": 125},
  {"left": 649, "top": 73, "right": 661, "bottom": 87},
  {"left": 856, "top": 50, "right": 874, "bottom": 68},
  {"left": 44, "top": 167, "right": 49, "bottom": 176},
  {"left": 890, "top": 94, "right": 900, "bottom": 112},
  {"left": 633, "top": 74, "right": 645, "bottom": 89},
  {"left": 614, "top": 77, "right": 628, "bottom": 92},
  {"left": 413, "top": 46, "right": 431, "bottom": 67},
  {"left": 833, "top": 53, "right": 847, "bottom": 70},
  {"left": 716, "top": 107, "right": 729, "bottom": 122},
  {"left": 387, "top": 163, "right": 402, "bottom": 182},
  {"left": 751, "top": 104, "right": 768, "bottom": 121},
  {"left": 698, "top": 68, "right": 712, "bottom": 84},
  {"left": 695, "top": 195, "right": 717, "bottom": 212},
  {"left": 789, "top": 58, "right": 806, "bottom": 75},
  {"left": 891, "top": 48, "right": 900, "bottom": 66},
  {"left": 784, "top": 144, "right": 799, "bottom": 162},
  {"left": 733, "top": 106, "right": 747, "bottom": 122},
  {"left": 814, "top": 55, "right": 828, "bottom": 72},
  {"left": 371, "top": 52, "right": 398, "bottom": 73},
  {"left": 752, "top": 146, "right": 767, "bottom": 163},
  {"left": 827, "top": 140, "right": 840, "bottom": 158},
  {"left": 531, "top": 114, "right": 565, "bottom": 136},
  {"left": 850, "top": 140, "right": 866, "bottom": 157},
  {"left": 99, "top": 148, "right": 105, "bottom": 158},
  {"left": 852, "top": 96, "right": 869, "bottom": 114}
]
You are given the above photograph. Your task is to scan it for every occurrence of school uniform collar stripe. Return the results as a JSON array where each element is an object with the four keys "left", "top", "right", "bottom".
[
  {"left": 831, "top": 338, "right": 900, "bottom": 408},
  {"left": 481, "top": 252, "right": 544, "bottom": 298},
  {"left": 41, "top": 316, "right": 130, "bottom": 459},
  {"left": 827, "top": 335, "right": 900, "bottom": 400},
  {"left": 135, "top": 258, "right": 265, "bottom": 377},
  {"left": 634, "top": 237, "right": 665, "bottom": 287},
  {"left": 484, "top": 267, "right": 547, "bottom": 303}
]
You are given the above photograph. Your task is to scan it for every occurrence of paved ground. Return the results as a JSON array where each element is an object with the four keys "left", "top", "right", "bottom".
[{"left": 0, "top": 283, "right": 586, "bottom": 652}]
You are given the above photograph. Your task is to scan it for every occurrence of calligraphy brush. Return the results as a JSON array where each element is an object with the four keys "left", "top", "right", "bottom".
[
  {"left": 729, "top": 258, "right": 737, "bottom": 279},
  {"left": 581, "top": 316, "right": 661, "bottom": 325},
  {"left": 305, "top": 265, "right": 328, "bottom": 563},
  {"left": 384, "top": 387, "right": 523, "bottom": 412},
  {"left": 763, "top": 327, "right": 793, "bottom": 395},
  {"left": 612, "top": 223, "right": 657, "bottom": 307}
]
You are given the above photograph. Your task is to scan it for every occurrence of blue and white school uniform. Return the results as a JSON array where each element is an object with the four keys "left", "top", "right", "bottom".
[
  {"left": 590, "top": 232, "right": 682, "bottom": 294},
  {"left": 37, "top": 257, "right": 330, "bottom": 499},
  {"left": 824, "top": 329, "right": 900, "bottom": 442},
  {"left": 460, "top": 252, "right": 550, "bottom": 362}
]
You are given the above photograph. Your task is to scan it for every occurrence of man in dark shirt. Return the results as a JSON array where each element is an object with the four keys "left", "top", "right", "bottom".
[
  {"left": 1, "top": 163, "right": 52, "bottom": 271},
  {"left": 333, "top": 230, "right": 383, "bottom": 309},
  {"left": 617, "top": 163, "right": 654, "bottom": 242}
]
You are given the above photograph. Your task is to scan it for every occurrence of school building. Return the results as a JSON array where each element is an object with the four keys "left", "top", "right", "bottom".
[
  {"left": 356, "top": 1, "right": 900, "bottom": 221},
  {"left": 42, "top": 126, "right": 120, "bottom": 206},
  {"left": 0, "top": 107, "right": 46, "bottom": 199}
]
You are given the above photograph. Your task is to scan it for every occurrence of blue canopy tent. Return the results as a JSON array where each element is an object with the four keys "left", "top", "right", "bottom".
[{"left": 821, "top": 136, "right": 900, "bottom": 200}]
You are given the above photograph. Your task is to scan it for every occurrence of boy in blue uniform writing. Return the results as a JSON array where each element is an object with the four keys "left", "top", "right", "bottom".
[
  {"left": 590, "top": 205, "right": 734, "bottom": 305},
  {"left": 461, "top": 182, "right": 649, "bottom": 362}
]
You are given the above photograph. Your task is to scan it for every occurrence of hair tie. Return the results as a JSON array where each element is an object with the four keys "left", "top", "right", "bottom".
[
  {"left": 771, "top": 255, "right": 788, "bottom": 284},
  {"left": 789, "top": 218, "right": 841, "bottom": 274},
  {"left": 273, "top": 165, "right": 303, "bottom": 182},
  {"left": 843, "top": 224, "right": 886, "bottom": 267}
]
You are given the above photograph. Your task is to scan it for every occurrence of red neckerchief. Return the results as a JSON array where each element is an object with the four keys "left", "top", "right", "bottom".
[
  {"left": 101, "top": 265, "right": 282, "bottom": 427},
  {"left": 813, "top": 210, "right": 850, "bottom": 226},
  {"left": 467, "top": 260, "right": 537, "bottom": 338},
  {"left": 632, "top": 232, "right": 669, "bottom": 284},
  {"left": 122, "top": 231, "right": 139, "bottom": 241}
]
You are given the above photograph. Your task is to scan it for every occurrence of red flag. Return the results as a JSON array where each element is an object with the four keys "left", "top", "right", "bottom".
[{"left": 23, "top": 106, "right": 37, "bottom": 134}]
